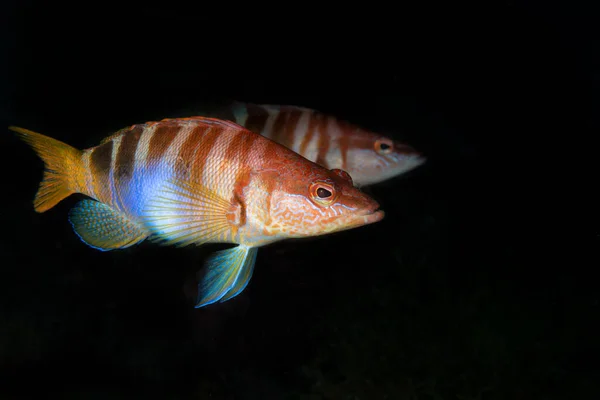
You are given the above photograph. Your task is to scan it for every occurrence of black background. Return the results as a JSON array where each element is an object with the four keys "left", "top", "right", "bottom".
[{"left": 1, "top": 1, "right": 597, "bottom": 399}]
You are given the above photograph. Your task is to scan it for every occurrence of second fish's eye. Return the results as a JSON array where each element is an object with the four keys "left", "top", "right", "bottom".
[{"left": 375, "top": 138, "right": 394, "bottom": 155}]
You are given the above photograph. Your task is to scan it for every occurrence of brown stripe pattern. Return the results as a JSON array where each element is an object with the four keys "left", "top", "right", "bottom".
[
  {"left": 146, "top": 124, "right": 181, "bottom": 169},
  {"left": 243, "top": 103, "right": 270, "bottom": 135},
  {"left": 284, "top": 109, "right": 303, "bottom": 147},
  {"left": 187, "top": 123, "right": 222, "bottom": 184},
  {"left": 173, "top": 125, "right": 203, "bottom": 178},
  {"left": 114, "top": 125, "right": 144, "bottom": 187},
  {"left": 299, "top": 109, "right": 321, "bottom": 159},
  {"left": 110, "top": 124, "right": 144, "bottom": 211},
  {"left": 89, "top": 140, "right": 113, "bottom": 203},
  {"left": 234, "top": 103, "right": 342, "bottom": 170},
  {"left": 314, "top": 114, "right": 330, "bottom": 167}
]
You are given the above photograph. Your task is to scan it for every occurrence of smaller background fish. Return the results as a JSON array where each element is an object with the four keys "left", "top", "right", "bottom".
[{"left": 209, "top": 101, "right": 426, "bottom": 186}]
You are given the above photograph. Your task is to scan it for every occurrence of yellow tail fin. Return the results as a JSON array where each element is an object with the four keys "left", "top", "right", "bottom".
[{"left": 9, "top": 126, "right": 83, "bottom": 213}]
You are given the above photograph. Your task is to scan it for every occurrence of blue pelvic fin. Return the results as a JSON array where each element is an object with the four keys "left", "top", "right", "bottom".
[
  {"left": 68, "top": 199, "right": 149, "bottom": 251},
  {"left": 195, "top": 245, "right": 258, "bottom": 308}
]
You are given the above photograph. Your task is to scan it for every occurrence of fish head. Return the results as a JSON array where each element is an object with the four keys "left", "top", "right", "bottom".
[
  {"left": 340, "top": 124, "right": 426, "bottom": 186},
  {"left": 265, "top": 164, "right": 384, "bottom": 239}
]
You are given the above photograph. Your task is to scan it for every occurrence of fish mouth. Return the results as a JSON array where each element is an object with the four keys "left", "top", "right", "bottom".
[
  {"left": 319, "top": 204, "right": 384, "bottom": 236},
  {"left": 412, "top": 153, "right": 427, "bottom": 166},
  {"left": 394, "top": 142, "right": 421, "bottom": 156},
  {"left": 354, "top": 205, "right": 385, "bottom": 225},
  {"left": 394, "top": 142, "right": 427, "bottom": 166},
  {"left": 408, "top": 154, "right": 427, "bottom": 170}
]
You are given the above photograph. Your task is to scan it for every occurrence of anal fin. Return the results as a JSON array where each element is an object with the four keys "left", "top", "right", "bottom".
[
  {"left": 68, "top": 199, "right": 149, "bottom": 251},
  {"left": 196, "top": 245, "right": 258, "bottom": 308}
]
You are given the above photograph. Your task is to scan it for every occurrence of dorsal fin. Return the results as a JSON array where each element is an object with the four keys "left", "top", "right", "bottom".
[
  {"left": 158, "top": 116, "right": 247, "bottom": 131},
  {"left": 240, "top": 102, "right": 314, "bottom": 114},
  {"left": 99, "top": 125, "right": 140, "bottom": 144},
  {"left": 100, "top": 117, "right": 248, "bottom": 146}
]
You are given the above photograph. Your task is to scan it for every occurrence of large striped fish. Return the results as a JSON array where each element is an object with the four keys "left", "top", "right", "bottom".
[
  {"left": 9, "top": 117, "right": 384, "bottom": 308},
  {"left": 213, "top": 102, "right": 426, "bottom": 186}
]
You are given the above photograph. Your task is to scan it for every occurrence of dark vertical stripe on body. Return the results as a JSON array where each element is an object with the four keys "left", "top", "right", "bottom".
[
  {"left": 315, "top": 116, "right": 330, "bottom": 168},
  {"left": 190, "top": 125, "right": 222, "bottom": 182},
  {"left": 338, "top": 134, "right": 350, "bottom": 172},
  {"left": 174, "top": 125, "right": 204, "bottom": 177},
  {"left": 229, "top": 131, "right": 258, "bottom": 233},
  {"left": 90, "top": 140, "right": 113, "bottom": 174},
  {"left": 283, "top": 109, "right": 302, "bottom": 149},
  {"left": 218, "top": 105, "right": 237, "bottom": 123},
  {"left": 299, "top": 112, "right": 318, "bottom": 156},
  {"left": 90, "top": 140, "right": 114, "bottom": 202},
  {"left": 270, "top": 111, "right": 288, "bottom": 146},
  {"left": 146, "top": 123, "right": 180, "bottom": 167},
  {"left": 114, "top": 125, "right": 144, "bottom": 185},
  {"left": 227, "top": 130, "right": 257, "bottom": 168},
  {"left": 244, "top": 104, "right": 269, "bottom": 135}
]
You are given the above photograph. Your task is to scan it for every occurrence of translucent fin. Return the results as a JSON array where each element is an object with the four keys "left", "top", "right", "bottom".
[
  {"left": 68, "top": 199, "right": 149, "bottom": 251},
  {"left": 9, "top": 126, "right": 83, "bottom": 212},
  {"left": 220, "top": 248, "right": 258, "bottom": 302},
  {"left": 158, "top": 116, "right": 246, "bottom": 131},
  {"left": 196, "top": 245, "right": 258, "bottom": 308},
  {"left": 143, "top": 178, "right": 232, "bottom": 247}
]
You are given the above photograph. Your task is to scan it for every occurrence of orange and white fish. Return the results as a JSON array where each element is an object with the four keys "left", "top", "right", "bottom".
[
  {"left": 213, "top": 102, "right": 426, "bottom": 186},
  {"left": 9, "top": 117, "right": 384, "bottom": 307}
]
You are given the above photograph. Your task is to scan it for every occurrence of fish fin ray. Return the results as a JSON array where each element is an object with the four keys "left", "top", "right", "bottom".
[
  {"left": 68, "top": 200, "right": 149, "bottom": 251},
  {"left": 196, "top": 245, "right": 258, "bottom": 307},
  {"left": 220, "top": 247, "right": 258, "bottom": 302},
  {"left": 159, "top": 116, "right": 246, "bottom": 131},
  {"left": 142, "top": 178, "right": 232, "bottom": 247},
  {"left": 9, "top": 126, "right": 83, "bottom": 212}
]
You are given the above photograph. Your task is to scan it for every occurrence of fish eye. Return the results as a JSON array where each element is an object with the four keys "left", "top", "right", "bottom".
[
  {"left": 374, "top": 138, "right": 394, "bottom": 155},
  {"left": 309, "top": 182, "right": 337, "bottom": 206},
  {"left": 317, "top": 187, "right": 332, "bottom": 198}
]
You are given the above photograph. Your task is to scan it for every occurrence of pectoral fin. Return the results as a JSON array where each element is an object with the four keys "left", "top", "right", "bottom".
[
  {"left": 68, "top": 200, "right": 149, "bottom": 251},
  {"left": 196, "top": 245, "right": 258, "bottom": 308},
  {"left": 142, "top": 178, "right": 232, "bottom": 247}
]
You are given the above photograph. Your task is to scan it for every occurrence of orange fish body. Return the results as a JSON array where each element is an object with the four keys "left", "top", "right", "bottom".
[
  {"left": 214, "top": 102, "right": 426, "bottom": 186},
  {"left": 9, "top": 117, "right": 384, "bottom": 307}
]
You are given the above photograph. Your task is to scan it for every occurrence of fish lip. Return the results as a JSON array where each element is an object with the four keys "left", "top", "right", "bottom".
[
  {"left": 411, "top": 154, "right": 427, "bottom": 167},
  {"left": 394, "top": 142, "right": 426, "bottom": 163},
  {"left": 356, "top": 204, "right": 385, "bottom": 224},
  {"left": 364, "top": 209, "right": 385, "bottom": 224}
]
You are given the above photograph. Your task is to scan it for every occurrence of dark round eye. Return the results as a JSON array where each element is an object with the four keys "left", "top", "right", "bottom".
[
  {"left": 374, "top": 138, "right": 394, "bottom": 155},
  {"left": 316, "top": 187, "right": 332, "bottom": 198},
  {"left": 309, "top": 182, "right": 337, "bottom": 206}
]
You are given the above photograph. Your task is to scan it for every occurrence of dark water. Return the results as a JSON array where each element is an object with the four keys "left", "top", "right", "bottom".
[{"left": 1, "top": 1, "right": 597, "bottom": 399}]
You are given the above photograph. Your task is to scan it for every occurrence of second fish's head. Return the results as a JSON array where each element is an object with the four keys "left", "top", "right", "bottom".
[{"left": 337, "top": 123, "right": 426, "bottom": 186}]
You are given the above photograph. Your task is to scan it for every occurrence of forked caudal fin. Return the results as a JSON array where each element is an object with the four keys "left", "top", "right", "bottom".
[
  {"left": 196, "top": 245, "right": 258, "bottom": 308},
  {"left": 9, "top": 126, "right": 83, "bottom": 212}
]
